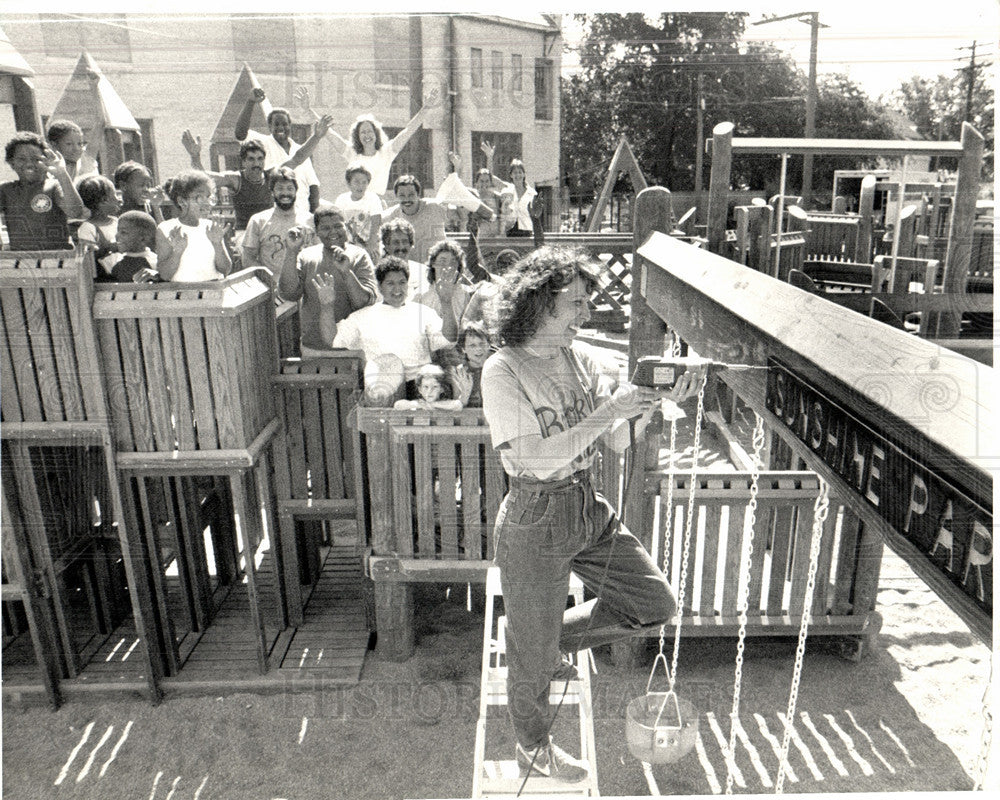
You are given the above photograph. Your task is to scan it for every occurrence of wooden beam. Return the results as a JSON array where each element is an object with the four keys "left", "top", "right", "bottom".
[
  {"left": 726, "top": 137, "right": 965, "bottom": 157},
  {"left": 585, "top": 137, "right": 649, "bottom": 233},
  {"left": 707, "top": 122, "right": 734, "bottom": 255},
  {"left": 627, "top": 187, "right": 670, "bottom": 376},
  {"left": 368, "top": 556, "right": 490, "bottom": 583},
  {"left": 636, "top": 232, "right": 993, "bottom": 644}
]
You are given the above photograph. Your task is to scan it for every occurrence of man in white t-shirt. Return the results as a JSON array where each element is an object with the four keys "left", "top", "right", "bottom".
[
  {"left": 235, "top": 88, "right": 320, "bottom": 218},
  {"left": 241, "top": 167, "right": 316, "bottom": 284}
]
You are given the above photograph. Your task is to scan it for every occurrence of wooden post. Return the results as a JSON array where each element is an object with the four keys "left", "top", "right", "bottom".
[
  {"left": 627, "top": 187, "right": 671, "bottom": 377},
  {"left": 932, "top": 122, "right": 985, "bottom": 338},
  {"left": 855, "top": 174, "right": 876, "bottom": 263},
  {"left": 706, "top": 122, "right": 734, "bottom": 255},
  {"left": 832, "top": 196, "right": 847, "bottom": 214}
]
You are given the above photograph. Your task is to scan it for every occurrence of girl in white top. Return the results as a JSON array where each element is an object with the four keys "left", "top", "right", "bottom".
[
  {"left": 155, "top": 171, "right": 232, "bottom": 282},
  {"left": 295, "top": 87, "right": 428, "bottom": 198},
  {"left": 333, "top": 163, "right": 383, "bottom": 262}
]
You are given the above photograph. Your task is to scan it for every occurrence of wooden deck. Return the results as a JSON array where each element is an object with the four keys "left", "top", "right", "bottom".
[{"left": 1, "top": 542, "right": 369, "bottom": 697}]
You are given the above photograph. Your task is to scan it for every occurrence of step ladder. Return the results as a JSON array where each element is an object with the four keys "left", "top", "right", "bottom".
[{"left": 472, "top": 567, "right": 599, "bottom": 798}]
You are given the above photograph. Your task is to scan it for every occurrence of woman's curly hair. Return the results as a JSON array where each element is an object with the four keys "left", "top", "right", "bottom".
[{"left": 489, "top": 246, "right": 599, "bottom": 347}]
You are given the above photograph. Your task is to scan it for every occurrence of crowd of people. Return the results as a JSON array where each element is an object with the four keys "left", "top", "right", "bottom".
[
  {"left": 1, "top": 86, "right": 707, "bottom": 786},
  {"left": 0, "top": 91, "right": 547, "bottom": 408}
]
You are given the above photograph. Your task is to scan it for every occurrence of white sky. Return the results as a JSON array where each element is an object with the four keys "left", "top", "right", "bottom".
[{"left": 2, "top": 1, "right": 996, "bottom": 99}]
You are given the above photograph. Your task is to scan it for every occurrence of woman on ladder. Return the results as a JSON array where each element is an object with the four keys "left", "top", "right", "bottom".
[{"left": 481, "top": 246, "right": 705, "bottom": 782}]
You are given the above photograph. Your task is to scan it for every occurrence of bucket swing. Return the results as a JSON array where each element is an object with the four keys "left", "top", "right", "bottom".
[
  {"left": 625, "top": 336, "right": 706, "bottom": 766},
  {"left": 627, "top": 652, "right": 699, "bottom": 763}
]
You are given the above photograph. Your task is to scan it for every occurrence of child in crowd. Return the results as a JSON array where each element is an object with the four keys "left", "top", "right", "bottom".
[
  {"left": 455, "top": 321, "right": 492, "bottom": 408},
  {"left": 334, "top": 163, "right": 382, "bottom": 262},
  {"left": 114, "top": 161, "right": 167, "bottom": 221},
  {"left": 46, "top": 119, "right": 98, "bottom": 182},
  {"left": 393, "top": 364, "right": 464, "bottom": 411},
  {"left": 155, "top": 170, "right": 231, "bottom": 282},
  {"left": 96, "top": 210, "right": 159, "bottom": 283},
  {"left": 0, "top": 131, "right": 83, "bottom": 251},
  {"left": 76, "top": 175, "right": 120, "bottom": 254}
]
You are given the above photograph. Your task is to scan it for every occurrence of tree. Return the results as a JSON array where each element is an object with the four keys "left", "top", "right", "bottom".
[
  {"left": 889, "top": 71, "right": 994, "bottom": 180},
  {"left": 562, "top": 13, "right": 901, "bottom": 207}
]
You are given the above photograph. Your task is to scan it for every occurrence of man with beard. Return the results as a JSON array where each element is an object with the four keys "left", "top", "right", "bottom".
[
  {"left": 183, "top": 113, "right": 331, "bottom": 230},
  {"left": 241, "top": 167, "right": 315, "bottom": 283},
  {"left": 278, "top": 207, "right": 377, "bottom": 357},
  {"left": 235, "top": 88, "right": 327, "bottom": 218}
]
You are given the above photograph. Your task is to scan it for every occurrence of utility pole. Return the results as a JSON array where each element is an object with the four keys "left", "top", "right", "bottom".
[
  {"left": 801, "top": 11, "right": 820, "bottom": 209},
  {"left": 694, "top": 72, "right": 705, "bottom": 192},
  {"left": 752, "top": 11, "right": 827, "bottom": 208}
]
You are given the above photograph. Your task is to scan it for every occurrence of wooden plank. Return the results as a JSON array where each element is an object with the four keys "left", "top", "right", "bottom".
[
  {"left": 369, "top": 557, "right": 492, "bottom": 583},
  {"left": 812, "top": 501, "right": 839, "bottom": 615},
  {"left": 1, "top": 290, "right": 42, "bottom": 420},
  {"left": 391, "top": 436, "right": 414, "bottom": 557},
  {"left": 181, "top": 313, "right": 219, "bottom": 450},
  {"left": 301, "top": 364, "right": 327, "bottom": 499},
  {"left": 134, "top": 477, "right": 180, "bottom": 674},
  {"left": 0, "top": 323, "right": 24, "bottom": 422},
  {"left": 786, "top": 501, "right": 812, "bottom": 617},
  {"left": 203, "top": 315, "right": 242, "bottom": 450},
  {"left": 158, "top": 315, "right": 196, "bottom": 452},
  {"left": 699, "top": 480, "right": 724, "bottom": 616},
  {"left": 831, "top": 508, "right": 862, "bottom": 616},
  {"left": 9, "top": 443, "right": 77, "bottom": 675},
  {"left": 235, "top": 306, "right": 257, "bottom": 444},
  {"left": 228, "top": 473, "right": 268, "bottom": 675},
  {"left": 766, "top": 480, "right": 797, "bottom": 614},
  {"left": 746, "top": 504, "right": 771, "bottom": 616},
  {"left": 368, "top": 417, "right": 396, "bottom": 556},
  {"left": 42, "top": 287, "right": 84, "bottom": 421},
  {"left": 319, "top": 366, "right": 346, "bottom": 500},
  {"left": 21, "top": 287, "right": 65, "bottom": 420},
  {"left": 460, "top": 438, "right": 483, "bottom": 559},
  {"left": 436, "top": 437, "right": 460, "bottom": 559},
  {"left": 96, "top": 312, "right": 135, "bottom": 450},
  {"left": 282, "top": 370, "right": 309, "bottom": 499},
  {"left": 720, "top": 495, "right": 745, "bottom": 616},
  {"left": 116, "top": 316, "right": 157, "bottom": 452},
  {"left": 413, "top": 434, "right": 435, "bottom": 558},
  {"left": 728, "top": 137, "right": 964, "bottom": 157},
  {"left": 137, "top": 318, "right": 174, "bottom": 451}
]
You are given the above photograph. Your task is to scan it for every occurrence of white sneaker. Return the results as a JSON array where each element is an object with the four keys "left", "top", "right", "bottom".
[{"left": 516, "top": 736, "right": 589, "bottom": 782}]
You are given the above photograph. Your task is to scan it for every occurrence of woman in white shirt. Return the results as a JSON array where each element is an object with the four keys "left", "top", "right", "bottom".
[{"left": 501, "top": 159, "right": 538, "bottom": 238}]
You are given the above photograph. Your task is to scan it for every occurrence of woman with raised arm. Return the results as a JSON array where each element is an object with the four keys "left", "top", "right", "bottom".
[{"left": 296, "top": 86, "right": 429, "bottom": 199}]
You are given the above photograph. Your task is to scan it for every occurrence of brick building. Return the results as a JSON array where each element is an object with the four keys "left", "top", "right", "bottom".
[{"left": 2, "top": 12, "right": 562, "bottom": 220}]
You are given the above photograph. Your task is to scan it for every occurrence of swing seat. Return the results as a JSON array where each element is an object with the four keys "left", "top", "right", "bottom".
[{"left": 625, "top": 691, "right": 699, "bottom": 764}]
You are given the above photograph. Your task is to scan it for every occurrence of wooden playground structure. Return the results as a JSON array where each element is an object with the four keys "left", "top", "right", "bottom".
[{"left": 1, "top": 122, "right": 992, "bottom": 711}]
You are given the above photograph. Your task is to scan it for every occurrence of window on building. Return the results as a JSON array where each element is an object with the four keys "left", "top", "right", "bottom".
[
  {"left": 511, "top": 54, "right": 523, "bottom": 92},
  {"left": 534, "top": 58, "right": 553, "bottom": 121},
  {"left": 373, "top": 16, "right": 409, "bottom": 85},
  {"left": 470, "top": 48, "right": 483, "bottom": 89},
  {"left": 39, "top": 14, "right": 132, "bottom": 62},
  {"left": 470, "top": 131, "right": 522, "bottom": 178},
  {"left": 384, "top": 127, "right": 432, "bottom": 194},
  {"left": 491, "top": 51, "right": 503, "bottom": 91},
  {"left": 231, "top": 15, "right": 296, "bottom": 76}
]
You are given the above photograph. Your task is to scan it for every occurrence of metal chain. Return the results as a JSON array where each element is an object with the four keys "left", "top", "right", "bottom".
[
  {"left": 725, "top": 412, "right": 766, "bottom": 794},
  {"left": 666, "top": 377, "right": 706, "bottom": 691},
  {"left": 973, "top": 659, "right": 993, "bottom": 790},
  {"left": 654, "top": 331, "right": 683, "bottom": 662},
  {"left": 657, "top": 415, "right": 680, "bottom": 660},
  {"left": 774, "top": 476, "right": 830, "bottom": 793}
]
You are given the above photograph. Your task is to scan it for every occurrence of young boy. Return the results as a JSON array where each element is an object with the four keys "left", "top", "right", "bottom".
[
  {"left": 0, "top": 131, "right": 84, "bottom": 250},
  {"left": 334, "top": 163, "right": 382, "bottom": 261},
  {"left": 155, "top": 170, "right": 231, "bottom": 282},
  {"left": 96, "top": 210, "right": 159, "bottom": 283},
  {"left": 456, "top": 321, "right": 492, "bottom": 407},
  {"left": 76, "top": 175, "right": 121, "bottom": 254}
]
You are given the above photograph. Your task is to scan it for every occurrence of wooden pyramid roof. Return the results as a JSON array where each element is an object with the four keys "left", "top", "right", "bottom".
[
  {"left": 0, "top": 25, "right": 34, "bottom": 77},
  {"left": 211, "top": 63, "right": 273, "bottom": 144},
  {"left": 49, "top": 52, "right": 139, "bottom": 133}
]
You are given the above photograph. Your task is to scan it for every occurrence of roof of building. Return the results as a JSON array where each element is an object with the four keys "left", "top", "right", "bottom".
[
  {"left": 50, "top": 52, "right": 140, "bottom": 133},
  {"left": 456, "top": 13, "right": 561, "bottom": 32},
  {"left": 0, "top": 24, "right": 34, "bottom": 78}
]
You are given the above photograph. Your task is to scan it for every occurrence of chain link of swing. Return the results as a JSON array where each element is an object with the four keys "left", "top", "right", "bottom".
[
  {"left": 724, "top": 412, "right": 766, "bottom": 794},
  {"left": 774, "top": 476, "right": 830, "bottom": 793}
]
